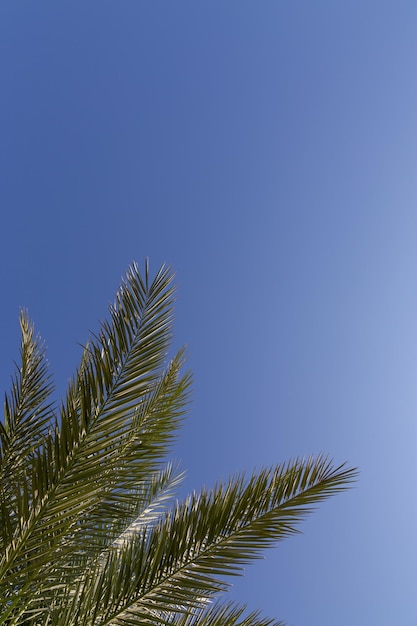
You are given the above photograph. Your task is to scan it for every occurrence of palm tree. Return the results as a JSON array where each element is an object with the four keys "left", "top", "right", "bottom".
[{"left": 0, "top": 262, "right": 356, "bottom": 626}]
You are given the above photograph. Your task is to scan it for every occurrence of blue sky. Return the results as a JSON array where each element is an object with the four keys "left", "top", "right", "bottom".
[{"left": 1, "top": 2, "right": 417, "bottom": 624}]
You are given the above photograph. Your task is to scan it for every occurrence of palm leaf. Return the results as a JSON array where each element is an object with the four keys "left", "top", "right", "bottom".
[
  {"left": 0, "top": 311, "right": 55, "bottom": 553},
  {"left": 0, "top": 262, "right": 190, "bottom": 622},
  {"left": 0, "top": 262, "right": 357, "bottom": 626},
  {"left": 1, "top": 310, "right": 54, "bottom": 462},
  {"left": 164, "top": 601, "right": 286, "bottom": 626},
  {"left": 60, "top": 456, "right": 356, "bottom": 626}
]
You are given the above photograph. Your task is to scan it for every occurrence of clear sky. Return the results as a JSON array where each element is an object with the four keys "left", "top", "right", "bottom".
[{"left": 1, "top": 2, "right": 416, "bottom": 624}]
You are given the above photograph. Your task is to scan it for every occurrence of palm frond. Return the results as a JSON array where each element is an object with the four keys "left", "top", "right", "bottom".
[
  {"left": 164, "top": 601, "right": 286, "bottom": 626},
  {"left": 0, "top": 311, "right": 55, "bottom": 552},
  {"left": 66, "top": 456, "right": 356, "bottom": 625},
  {"left": 0, "top": 262, "right": 357, "bottom": 626},
  {"left": 1, "top": 311, "right": 55, "bottom": 468},
  {"left": 0, "top": 263, "right": 190, "bottom": 621}
]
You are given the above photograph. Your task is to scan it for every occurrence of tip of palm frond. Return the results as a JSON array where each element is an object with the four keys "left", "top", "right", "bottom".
[{"left": 18, "top": 308, "right": 45, "bottom": 351}]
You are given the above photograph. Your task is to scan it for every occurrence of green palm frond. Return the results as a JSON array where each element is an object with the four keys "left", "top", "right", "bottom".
[
  {"left": 0, "top": 262, "right": 190, "bottom": 621},
  {"left": 164, "top": 601, "right": 285, "bottom": 626},
  {"left": 0, "top": 311, "right": 55, "bottom": 553},
  {"left": 67, "top": 455, "right": 355, "bottom": 626},
  {"left": 1, "top": 310, "right": 55, "bottom": 468},
  {"left": 0, "top": 261, "right": 357, "bottom": 626}
]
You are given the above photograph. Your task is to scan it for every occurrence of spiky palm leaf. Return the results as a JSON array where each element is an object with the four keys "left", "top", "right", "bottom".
[
  {"left": 165, "top": 601, "right": 286, "bottom": 626},
  {"left": 0, "top": 262, "right": 357, "bottom": 626}
]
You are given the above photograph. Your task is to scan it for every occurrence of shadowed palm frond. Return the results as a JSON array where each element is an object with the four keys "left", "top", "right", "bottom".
[{"left": 0, "top": 262, "right": 357, "bottom": 626}]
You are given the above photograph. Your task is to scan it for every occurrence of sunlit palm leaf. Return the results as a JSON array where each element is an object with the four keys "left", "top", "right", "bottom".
[
  {"left": 0, "top": 262, "right": 357, "bottom": 626},
  {"left": 0, "top": 263, "right": 190, "bottom": 621},
  {"left": 63, "top": 456, "right": 356, "bottom": 626}
]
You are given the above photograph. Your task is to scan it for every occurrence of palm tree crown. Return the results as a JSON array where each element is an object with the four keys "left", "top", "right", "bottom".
[{"left": 0, "top": 262, "right": 357, "bottom": 626}]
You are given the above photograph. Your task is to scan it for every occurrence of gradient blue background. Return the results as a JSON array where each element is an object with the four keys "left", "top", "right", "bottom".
[{"left": 1, "top": 2, "right": 416, "bottom": 624}]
